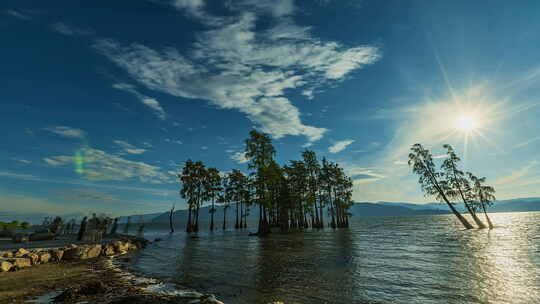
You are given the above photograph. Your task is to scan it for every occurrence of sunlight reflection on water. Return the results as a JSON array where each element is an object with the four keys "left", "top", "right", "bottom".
[{"left": 130, "top": 212, "right": 540, "bottom": 304}]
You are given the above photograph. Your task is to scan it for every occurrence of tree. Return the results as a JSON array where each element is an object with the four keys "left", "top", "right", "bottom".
[
  {"left": 206, "top": 167, "right": 222, "bottom": 231},
  {"left": 169, "top": 203, "right": 175, "bottom": 233},
  {"left": 441, "top": 144, "right": 487, "bottom": 229},
  {"left": 408, "top": 143, "right": 474, "bottom": 229},
  {"left": 228, "top": 169, "right": 247, "bottom": 229},
  {"left": 219, "top": 174, "right": 232, "bottom": 230},
  {"left": 467, "top": 173, "right": 496, "bottom": 229},
  {"left": 302, "top": 150, "right": 323, "bottom": 228},
  {"left": 245, "top": 130, "right": 276, "bottom": 235},
  {"left": 180, "top": 160, "right": 207, "bottom": 233}
]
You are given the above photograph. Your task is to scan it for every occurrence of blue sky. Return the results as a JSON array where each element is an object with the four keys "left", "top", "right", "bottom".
[{"left": 2, "top": 0, "right": 540, "bottom": 220}]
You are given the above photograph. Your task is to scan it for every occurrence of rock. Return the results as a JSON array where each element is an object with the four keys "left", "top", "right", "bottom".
[
  {"left": 50, "top": 249, "right": 64, "bottom": 261},
  {"left": 14, "top": 248, "right": 29, "bottom": 257},
  {"left": 24, "top": 253, "right": 40, "bottom": 265},
  {"left": 12, "top": 233, "right": 29, "bottom": 243},
  {"left": 1, "top": 251, "right": 13, "bottom": 258},
  {"left": 101, "top": 244, "right": 116, "bottom": 256},
  {"left": 63, "top": 247, "right": 85, "bottom": 261},
  {"left": 113, "top": 241, "right": 129, "bottom": 254},
  {"left": 86, "top": 245, "right": 102, "bottom": 259},
  {"left": 64, "top": 245, "right": 102, "bottom": 260},
  {"left": 8, "top": 257, "right": 32, "bottom": 268},
  {"left": 0, "top": 260, "right": 13, "bottom": 272},
  {"left": 38, "top": 252, "right": 52, "bottom": 263}
]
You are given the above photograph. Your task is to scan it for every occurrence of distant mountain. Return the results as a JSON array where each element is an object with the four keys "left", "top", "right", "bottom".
[
  {"left": 374, "top": 197, "right": 540, "bottom": 213},
  {"left": 118, "top": 212, "right": 165, "bottom": 224},
  {"left": 349, "top": 203, "right": 449, "bottom": 217}
]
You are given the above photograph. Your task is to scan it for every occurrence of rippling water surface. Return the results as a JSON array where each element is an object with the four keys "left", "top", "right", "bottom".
[{"left": 129, "top": 212, "right": 540, "bottom": 304}]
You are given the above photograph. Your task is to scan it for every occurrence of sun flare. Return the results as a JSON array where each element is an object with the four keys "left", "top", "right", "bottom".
[{"left": 455, "top": 115, "right": 479, "bottom": 132}]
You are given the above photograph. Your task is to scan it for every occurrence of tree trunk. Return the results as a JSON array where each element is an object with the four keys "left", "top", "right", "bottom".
[
  {"left": 482, "top": 204, "right": 494, "bottom": 229},
  {"left": 169, "top": 206, "right": 175, "bottom": 233},
  {"left": 235, "top": 201, "right": 239, "bottom": 229},
  {"left": 210, "top": 197, "right": 215, "bottom": 231},
  {"left": 426, "top": 165, "right": 473, "bottom": 229},
  {"left": 186, "top": 205, "right": 192, "bottom": 233},
  {"left": 223, "top": 206, "right": 227, "bottom": 230}
]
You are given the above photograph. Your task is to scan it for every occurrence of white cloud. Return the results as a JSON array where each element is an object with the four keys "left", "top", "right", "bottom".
[
  {"left": 13, "top": 158, "right": 31, "bottom": 164},
  {"left": 94, "top": 4, "right": 379, "bottom": 143},
  {"left": 232, "top": 0, "right": 296, "bottom": 17},
  {"left": 43, "top": 147, "right": 172, "bottom": 184},
  {"left": 51, "top": 23, "right": 94, "bottom": 36},
  {"left": 114, "top": 140, "right": 147, "bottom": 154},
  {"left": 231, "top": 151, "right": 249, "bottom": 164},
  {"left": 44, "top": 126, "right": 86, "bottom": 139},
  {"left": 0, "top": 171, "right": 176, "bottom": 196},
  {"left": 5, "top": 10, "right": 30, "bottom": 20},
  {"left": 329, "top": 139, "right": 355, "bottom": 153},
  {"left": 113, "top": 83, "right": 166, "bottom": 120}
]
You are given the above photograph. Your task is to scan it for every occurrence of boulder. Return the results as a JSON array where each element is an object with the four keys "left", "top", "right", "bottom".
[
  {"left": 1, "top": 251, "right": 13, "bottom": 258},
  {"left": 38, "top": 252, "right": 52, "bottom": 263},
  {"left": 113, "top": 241, "right": 129, "bottom": 254},
  {"left": 24, "top": 253, "right": 40, "bottom": 265},
  {"left": 86, "top": 245, "right": 102, "bottom": 259},
  {"left": 63, "top": 247, "right": 85, "bottom": 261},
  {"left": 50, "top": 249, "right": 64, "bottom": 261},
  {"left": 0, "top": 260, "right": 13, "bottom": 272},
  {"left": 9, "top": 257, "right": 32, "bottom": 268},
  {"left": 63, "top": 245, "right": 102, "bottom": 260},
  {"left": 101, "top": 244, "right": 115, "bottom": 256},
  {"left": 14, "top": 248, "right": 29, "bottom": 257}
]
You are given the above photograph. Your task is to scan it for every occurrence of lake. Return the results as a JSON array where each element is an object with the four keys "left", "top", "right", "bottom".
[{"left": 128, "top": 212, "right": 540, "bottom": 304}]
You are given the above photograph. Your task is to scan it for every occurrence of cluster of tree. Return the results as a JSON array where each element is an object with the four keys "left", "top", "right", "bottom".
[
  {"left": 0, "top": 220, "right": 31, "bottom": 230},
  {"left": 179, "top": 130, "right": 355, "bottom": 235},
  {"left": 408, "top": 143, "right": 496, "bottom": 229}
]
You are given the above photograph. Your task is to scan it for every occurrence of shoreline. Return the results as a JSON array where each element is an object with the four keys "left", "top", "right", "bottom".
[{"left": 0, "top": 236, "right": 224, "bottom": 304}]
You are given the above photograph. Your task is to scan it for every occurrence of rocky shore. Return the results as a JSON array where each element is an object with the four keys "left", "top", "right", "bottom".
[{"left": 0, "top": 236, "right": 224, "bottom": 304}]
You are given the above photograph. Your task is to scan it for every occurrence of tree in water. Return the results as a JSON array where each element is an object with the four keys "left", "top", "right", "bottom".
[
  {"left": 169, "top": 203, "right": 175, "bottom": 233},
  {"left": 180, "top": 160, "right": 207, "bottom": 233},
  {"left": 206, "top": 167, "right": 222, "bottom": 231},
  {"left": 408, "top": 143, "right": 474, "bottom": 229},
  {"left": 219, "top": 174, "right": 232, "bottom": 230},
  {"left": 123, "top": 216, "right": 131, "bottom": 234},
  {"left": 245, "top": 130, "right": 276, "bottom": 235},
  {"left": 441, "top": 144, "right": 487, "bottom": 229},
  {"left": 302, "top": 150, "right": 323, "bottom": 228},
  {"left": 467, "top": 173, "right": 496, "bottom": 229}
]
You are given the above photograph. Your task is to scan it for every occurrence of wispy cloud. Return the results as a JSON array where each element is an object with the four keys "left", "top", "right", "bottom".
[
  {"left": 94, "top": 3, "right": 379, "bottom": 143},
  {"left": 231, "top": 151, "right": 249, "bottom": 164},
  {"left": 113, "top": 140, "right": 147, "bottom": 154},
  {"left": 44, "top": 126, "right": 86, "bottom": 139},
  {"left": 515, "top": 136, "right": 540, "bottom": 149},
  {"left": 0, "top": 171, "right": 176, "bottom": 196},
  {"left": 329, "top": 139, "right": 355, "bottom": 153},
  {"left": 56, "top": 189, "right": 117, "bottom": 203},
  {"left": 51, "top": 23, "right": 94, "bottom": 36},
  {"left": 43, "top": 147, "right": 172, "bottom": 184},
  {"left": 112, "top": 83, "right": 166, "bottom": 120},
  {"left": 5, "top": 10, "right": 31, "bottom": 20}
]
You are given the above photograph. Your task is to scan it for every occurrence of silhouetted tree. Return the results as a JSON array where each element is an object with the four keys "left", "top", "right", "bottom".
[
  {"left": 169, "top": 204, "right": 175, "bottom": 233},
  {"left": 408, "top": 143, "right": 474, "bottom": 229},
  {"left": 206, "top": 167, "right": 222, "bottom": 231},
  {"left": 441, "top": 144, "right": 487, "bottom": 228},
  {"left": 468, "top": 173, "right": 496, "bottom": 229}
]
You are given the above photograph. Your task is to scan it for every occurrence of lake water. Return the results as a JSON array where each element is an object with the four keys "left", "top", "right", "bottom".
[{"left": 128, "top": 212, "right": 540, "bottom": 304}]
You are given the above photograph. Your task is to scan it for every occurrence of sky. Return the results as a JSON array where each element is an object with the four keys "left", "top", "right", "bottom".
[{"left": 2, "top": 0, "right": 540, "bottom": 221}]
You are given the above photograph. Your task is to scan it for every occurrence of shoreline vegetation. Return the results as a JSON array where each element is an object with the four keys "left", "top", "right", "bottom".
[{"left": 179, "top": 130, "right": 355, "bottom": 235}]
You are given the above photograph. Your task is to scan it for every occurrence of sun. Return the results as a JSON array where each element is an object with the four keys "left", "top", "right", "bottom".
[{"left": 455, "top": 115, "right": 479, "bottom": 132}]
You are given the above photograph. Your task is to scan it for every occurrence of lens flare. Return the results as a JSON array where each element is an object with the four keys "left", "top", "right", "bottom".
[{"left": 74, "top": 150, "right": 85, "bottom": 175}]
